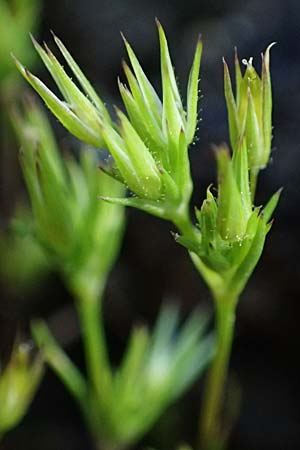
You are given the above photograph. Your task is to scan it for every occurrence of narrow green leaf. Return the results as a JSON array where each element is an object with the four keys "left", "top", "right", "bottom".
[
  {"left": 31, "top": 320, "right": 87, "bottom": 409},
  {"left": 261, "top": 43, "right": 275, "bottom": 165},
  {"left": 118, "top": 77, "right": 150, "bottom": 142},
  {"left": 13, "top": 56, "right": 103, "bottom": 147},
  {"left": 176, "top": 308, "right": 210, "bottom": 357},
  {"left": 150, "top": 303, "right": 179, "bottom": 355},
  {"left": 99, "top": 195, "right": 166, "bottom": 219},
  {"left": 156, "top": 19, "right": 183, "bottom": 117},
  {"left": 52, "top": 32, "right": 111, "bottom": 123},
  {"left": 36, "top": 42, "right": 103, "bottom": 139},
  {"left": 162, "top": 68, "right": 183, "bottom": 149},
  {"left": 119, "top": 78, "right": 166, "bottom": 168},
  {"left": 245, "top": 87, "right": 264, "bottom": 169},
  {"left": 158, "top": 166, "right": 179, "bottom": 201},
  {"left": 23, "top": 96, "right": 66, "bottom": 184},
  {"left": 117, "top": 109, "right": 162, "bottom": 200},
  {"left": 186, "top": 36, "right": 202, "bottom": 144},
  {"left": 228, "top": 216, "right": 266, "bottom": 299},
  {"left": 175, "top": 234, "right": 200, "bottom": 254},
  {"left": 223, "top": 58, "right": 239, "bottom": 151},
  {"left": 30, "top": 35, "right": 71, "bottom": 102},
  {"left": 262, "top": 187, "right": 282, "bottom": 223},
  {"left": 234, "top": 47, "right": 242, "bottom": 108},
  {"left": 100, "top": 120, "right": 143, "bottom": 195},
  {"left": 169, "top": 331, "right": 215, "bottom": 400},
  {"left": 122, "top": 34, "right": 162, "bottom": 124},
  {"left": 176, "top": 129, "right": 192, "bottom": 198},
  {"left": 122, "top": 61, "right": 166, "bottom": 151},
  {"left": 115, "top": 326, "right": 149, "bottom": 395}
]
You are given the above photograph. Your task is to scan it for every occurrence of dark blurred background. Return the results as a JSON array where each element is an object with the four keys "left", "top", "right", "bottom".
[{"left": 1, "top": 0, "right": 300, "bottom": 449}]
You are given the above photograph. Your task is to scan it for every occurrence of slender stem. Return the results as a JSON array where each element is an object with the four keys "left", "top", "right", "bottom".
[
  {"left": 31, "top": 320, "right": 87, "bottom": 410},
  {"left": 72, "top": 278, "right": 112, "bottom": 405},
  {"left": 169, "top": 201, "right": 238, "bottom": 450},
  {"left": 199, "top": 293, "right": 237, "bottom": 450},
  {"left": 172, "top": 203, "right": 199, "bottom": 241}
]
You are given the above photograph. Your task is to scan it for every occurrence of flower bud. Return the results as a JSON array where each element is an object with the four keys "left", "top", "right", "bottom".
[
  {"left": 0, "top": 343, "right": 43, "bottom": 435},
  {"left": 216, "top": 145, "right": 248, "bottom": 241},
  {"left": 12, "top": 99, "right": 125, "bottom": 297},
  {"left": 223, "top": 44, "right": 274, "bottom": 171}
]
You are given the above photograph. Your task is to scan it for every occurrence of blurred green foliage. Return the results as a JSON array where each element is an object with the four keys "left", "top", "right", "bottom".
[
  {"left": 0, "top": 0, "right": 41, "bottom": 85},
  {"left": 12, "top": 97, "right": 125, "bottom": 299},
  {"left": 0, "top": 342, "right": 43, "bottom": 438},
  {"left": 33, "top": 304, "right": 214, "bottom": 450},
  {"left": 0, "top": 206, "right": 49, "bottom": 295}
]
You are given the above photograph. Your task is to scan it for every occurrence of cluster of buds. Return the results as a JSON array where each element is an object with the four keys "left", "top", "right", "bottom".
[
  {"left": 13, "top": 25, "right": 280, "bottom": 302},
  {"left": 12, "top": 98, "right": 125, "bottom": 299},
  {"left": 176, "top": 46, "right": 280, "bottom": 301},
  {"left": 0, "top": 343, "right": 43, "bottom": 437},
  {"left": 13, "top": 20, "right": 202, "bottom": 222},
  {"left": 223, "top": 45, "right": 274, "bottom": 192}
]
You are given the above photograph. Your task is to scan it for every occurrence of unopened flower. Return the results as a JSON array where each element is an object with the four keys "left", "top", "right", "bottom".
[
  {"left": 223, "top": 44, "right": 274, "bottom": 172},
  {"left": 12, "top": 98, "right": 125, "bottom": 298},
  {"left": 215, "top": 144, "right": 251, "bottom": 241}
]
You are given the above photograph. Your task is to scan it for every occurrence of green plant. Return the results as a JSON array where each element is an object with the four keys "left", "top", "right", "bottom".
[
  {"left": 12, "top": 99, "right": 213, "bottom": 450},
  {"left": 0, "top": 342, "right": 43, "bottom": 441},
  {"left": 14, "top": 20, "right": 280, "bottom": 450}
]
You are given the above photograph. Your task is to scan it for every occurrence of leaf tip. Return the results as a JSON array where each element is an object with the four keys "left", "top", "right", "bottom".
[
  {"left": 50, "top": 29, "right": 57, "bottom": 39},
  {"left": 120, "top": 31, "right": 128, "bottom": 45},
  {"left": 155, "top": 17, "right": 162, "bottom": 29},
  {"left": 29, "top": 33, "right": 38, "bottom": 47}
]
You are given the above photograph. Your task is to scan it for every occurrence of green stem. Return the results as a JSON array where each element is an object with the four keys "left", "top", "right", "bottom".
[
  {"left": 199, "top": 293, "right": 237, "bottom": 450},
  {"left": 172, "top": 203, "right": 199, "bottom": 241},
  {"left": 72, "top": 278, "right": 112, "bottom": 405},
  {"left": 31, "top": 319, "right": 87, "bottom": 411},
  {"left": 169, "top": 201, "right": 238, "bottom": 450}
]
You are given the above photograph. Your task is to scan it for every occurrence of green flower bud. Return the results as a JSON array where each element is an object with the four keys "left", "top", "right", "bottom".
[
  {"left": 216, "top": 145, "right": 248, "bottom": 241},
  {"left": 0, "top": 343, "right": 43, "bottom": 436},
  {"left": 223, "top": 44, "right": 274, "bottom": 171},
  {"left": 12, "top": 99, "right": 125, "bottom": 298},
  {"left": 196, "top": 186, "right": 218, "bottom": 250}
]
